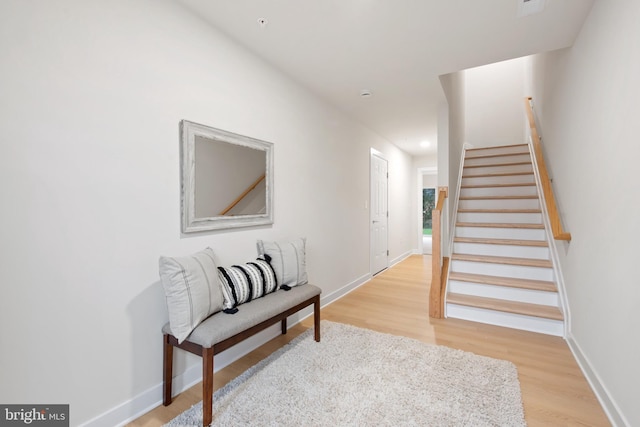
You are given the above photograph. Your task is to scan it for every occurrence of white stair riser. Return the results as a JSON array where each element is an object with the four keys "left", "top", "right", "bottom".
[
  {"left": 457, "top": 212, "right": 542, "bottom": 224},
  {"left": 462, "top": 174, "right": 535, "bottom": 186},
  {"left": 456, "top": 226, "right": 547, "bottom": 240},
  {"left": 460, "top": 185, "right": 538, "bottom": 198},
  {"left": 445, "top": 304, "right": 564, "bottom": 336},
  {"left": 448, "top": 281, "right": 559, "bottom": 306},
  {"left": 458, "top": 198, "right": 540, "bottom": 210},
  {"left": 451, "top": 260, "right": 554, "bottom": 281},
  {"left": 464, "top": 154, "right": 531, "bottom": 167},
  {"left": 453, "top": 242, "right": 550, "bottom": 259},
  {"left": 464, "top": 163, "right": 533, "bottom": 175},
  {"left": 466, "top": 146, "right": 529, "bottom": 157}
]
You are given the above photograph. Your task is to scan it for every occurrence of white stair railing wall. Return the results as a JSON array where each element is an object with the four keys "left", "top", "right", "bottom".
[{"left": 525, "top": 103, "right": 571, "bottom": 337}]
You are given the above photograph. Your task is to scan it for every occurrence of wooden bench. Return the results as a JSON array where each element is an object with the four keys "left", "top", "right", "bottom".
[{"left": 162, "top": 284, "right": 322, "bottom": 426}]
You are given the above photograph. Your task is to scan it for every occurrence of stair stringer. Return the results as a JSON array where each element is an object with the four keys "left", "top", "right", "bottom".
[
  {"left": 443, "top": 143, "right": 474, "bottom": 309},
  {"left": 447, "top": 142, "right": 475, "bottom": 262},
  {"left": 527, "top": 138, "right": 571, "bottom": 337}
]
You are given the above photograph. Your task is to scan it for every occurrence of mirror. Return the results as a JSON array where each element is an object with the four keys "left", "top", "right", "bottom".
[{"left": 180, "top": 120, "right": 274, "bottom": 232}]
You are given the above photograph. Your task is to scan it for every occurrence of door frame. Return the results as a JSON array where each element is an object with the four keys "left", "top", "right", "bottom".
[{"left": 418, "top": 167, "right": 438, "bottom": 254}]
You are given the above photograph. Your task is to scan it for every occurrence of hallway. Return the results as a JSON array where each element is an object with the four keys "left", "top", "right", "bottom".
[{"left": 131, "top": 255, "right": 610, "bottom": 426}]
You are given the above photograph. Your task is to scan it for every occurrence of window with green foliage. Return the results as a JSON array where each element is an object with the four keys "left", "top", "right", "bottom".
[{"left": 423, "top": 188, "right": 435, "bottom": 235}]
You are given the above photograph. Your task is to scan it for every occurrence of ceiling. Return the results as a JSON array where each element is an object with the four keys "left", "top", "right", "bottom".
[{"left": 178, "top": 0, "right": 594, "bottom": 156}]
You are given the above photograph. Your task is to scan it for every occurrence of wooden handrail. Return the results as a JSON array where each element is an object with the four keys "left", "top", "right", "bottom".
[
  {"left": 219, "top": 174, "right": 266, "bottom": 215},
  {"left": 524, "top": 98, "right": 571, "bottom": 241},
  {"left": 429, "top": 187, "right": 449, "bottom": 319}
]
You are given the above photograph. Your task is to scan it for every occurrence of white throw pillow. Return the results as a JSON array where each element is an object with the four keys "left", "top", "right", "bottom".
[
  {"left": 256, "top": 238, "right": 308, "bottom": 289},
  {"left": 159, "top": 247, "right": 224, "bottom": 343}
]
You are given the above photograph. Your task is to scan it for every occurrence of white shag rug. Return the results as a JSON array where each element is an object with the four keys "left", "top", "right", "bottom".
[{"left": 166, "top": 321, "right": 526, "bottom": 426}]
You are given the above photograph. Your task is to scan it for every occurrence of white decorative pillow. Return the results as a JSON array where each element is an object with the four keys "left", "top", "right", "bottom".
[
  {"left": 158, "top": 247, "right": 224, "bottom": 343},
  {"left": 218, "top": 258, "right": 277, "bottom": 313},
  {"left": 257, "top": 238, "right": 308, "bottom": 289}
]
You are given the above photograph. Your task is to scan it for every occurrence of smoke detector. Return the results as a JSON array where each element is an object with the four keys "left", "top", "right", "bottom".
[
  {"left": 360, "top": 89, "right": 372, "bottom": 98},
  {"left": 517, "top": 0, "right": 546, "bottom": 17}
]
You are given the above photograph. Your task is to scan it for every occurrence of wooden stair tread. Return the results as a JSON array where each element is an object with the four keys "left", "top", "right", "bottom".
[
  {"left": 461, "top": 182, "right": 536, "bottom": 189},
  {"left": 459, "top": 195, "right": 539, "bottom": 200},
  {"left": 457, "top": 208, "right": 541, "bottom": 214},
  {"left": 456, "top": 222, "right": 545, "bottom": 229},
  {"left": 451, "top": 253, "right": 552, "bottom": 268},
  {"left": 463, "top": 171, "right": 533, "bottom": 178},
  {"left": 447, "top": 293, "right": 563, "bottom": 321},
  {"left": 465, "top": 152, "right": 530, "bottom": 160},
  {"left": 454, "top": 237, "right": 548, "bottom": 247},
  {"left": 448, "top": 272, "right": 556, "bottom": 292},
  {"left": 466, "top": 143, "right": 528, "bottom": 152},
  {"left": 464, "top": 161, "right": 532, "bottom": 169}
]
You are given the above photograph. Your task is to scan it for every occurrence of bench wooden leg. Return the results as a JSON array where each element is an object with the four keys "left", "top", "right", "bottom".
[
  {"left": 202, "top": 347, "right": 214, "bottom": 427},
  {"left": 314, "top": 295, "right": 321, "bottom": 342},
  {"left": 163, "top": 334, "right": 173, "bottom": 406},
  {"left": 281, "top": 318, "right": 287, "bottom": 334}
]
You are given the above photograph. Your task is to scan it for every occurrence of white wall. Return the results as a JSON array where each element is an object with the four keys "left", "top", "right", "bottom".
[
  {"left": 414, "top": 155, "right": 437, "bottom": 170},
  {"left": 464, "top": 57, "right": 528, "bottom": 147},
  {"left": 0, "top": 1, "right": 415, "bottom": 425},
  {"left": 440, "top": 71, "right": 466, "bottom": 236},
  {"left": 528, "top": 1, "right": 640, "bottom": 425},
  {"left": 422, "top": 174, "right": 438, "bottom": 190},
  {"left": 436, "top": 104, "right": 450, "bottom": 255},
  {"left": 386, "top": 148, "right": 415, "bottom": 262}
]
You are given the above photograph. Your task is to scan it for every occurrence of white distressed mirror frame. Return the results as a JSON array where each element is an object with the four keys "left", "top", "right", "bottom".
[{"left": 180, "top": 120, "right": 274, "bottom": 233}]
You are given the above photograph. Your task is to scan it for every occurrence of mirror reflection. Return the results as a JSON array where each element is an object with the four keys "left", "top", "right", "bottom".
[
  {"left": 180, "top": 120, "right": 274, "bottom": 233},
  {"left": 194, "top": 136, "right": 267, "bottom": 217}
]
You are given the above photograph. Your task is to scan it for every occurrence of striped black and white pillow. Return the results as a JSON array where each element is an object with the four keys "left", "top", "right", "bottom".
[{"left": 218, "top": 258, "right": 277, "bottom": 313}]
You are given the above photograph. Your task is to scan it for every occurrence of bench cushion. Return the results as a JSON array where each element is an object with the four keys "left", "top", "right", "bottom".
[{"left": 162, "top": 284, "right": 321, "bottom": 348}]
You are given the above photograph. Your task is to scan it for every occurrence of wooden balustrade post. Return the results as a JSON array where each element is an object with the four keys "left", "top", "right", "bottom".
[
  {"left": 429, "top": 208, "right": 442, "bottom": 318},
  {"left": 429, "top": 188, "right": 448, "bottom": 319}
]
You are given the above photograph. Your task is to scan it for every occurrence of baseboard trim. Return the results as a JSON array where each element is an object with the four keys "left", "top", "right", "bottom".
[
  {"left": 390, "top": 250, "right": 413, "bottom": 267},
  {"left": 318, "top": 273, "right": 371, "bottom": 309},
  {"left": 566, "top": 333, "right": 630, "bottom": 427},
  {"left": 79, "top": 272, "right": 374, "bottom": 427}
]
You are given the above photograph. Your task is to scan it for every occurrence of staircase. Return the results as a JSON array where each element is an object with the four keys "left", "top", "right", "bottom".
[{"left": 445, "top": 143, "right": 564, "bottom": 336}]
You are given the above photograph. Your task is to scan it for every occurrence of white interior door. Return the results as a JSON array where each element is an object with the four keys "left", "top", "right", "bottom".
[{"left": 371, "top": 151, "right": 389, "bottom": 275}]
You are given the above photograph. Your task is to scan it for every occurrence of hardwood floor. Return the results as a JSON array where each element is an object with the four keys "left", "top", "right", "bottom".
[{"left": 129, "top": 255, "right": 610, "bottom": 426}]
